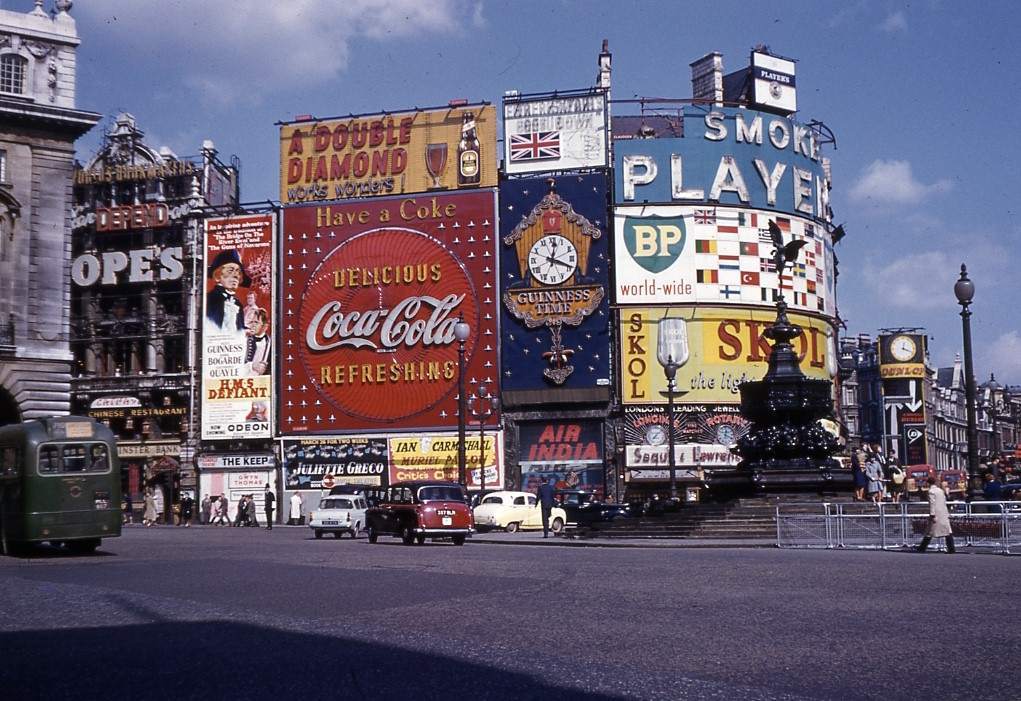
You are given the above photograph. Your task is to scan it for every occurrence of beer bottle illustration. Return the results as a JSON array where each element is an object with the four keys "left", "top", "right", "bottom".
[{"left": 457, "top": 111, "right": 481, "bottom": 186}]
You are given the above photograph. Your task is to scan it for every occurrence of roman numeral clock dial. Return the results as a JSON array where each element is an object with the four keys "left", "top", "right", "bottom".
[{"left": 527, "top": 234, "right": 577, "bottom": 286}]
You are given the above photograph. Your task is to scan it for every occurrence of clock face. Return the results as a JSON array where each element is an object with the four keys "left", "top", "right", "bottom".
[
  {"left": 715, "top": 425, "right": 736, "bottom": 446},
  {"left": 890, "top": 335, "right": 917, "bottom": 362},
  {"left": 645, "top": 425, "right": 666, "bottom": 446},
  {"left": 528, "top": 234, "right": 577, "bottom": 286}
]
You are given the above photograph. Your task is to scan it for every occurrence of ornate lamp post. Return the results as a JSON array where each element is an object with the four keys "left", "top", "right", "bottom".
[
  {"left": 468, "top": 383, "right": 499, "bottom": 494},
  {"left": 657, "top": 318, "right": 689, "bottom": 501},
  {"left": 954, "top": 264, "right": 980, "bottom": 496},
  {"left": 453, "top": 315, "right": 471, "bottom": 486}
]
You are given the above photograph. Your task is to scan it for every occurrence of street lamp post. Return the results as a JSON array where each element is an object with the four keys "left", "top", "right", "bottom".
[
  {"left": 454, "top": 315, "right": 471, "bottom": 487},
  {"left": 657, "top": 318, "right": 690, "bottom": 501},
  {"left": 954, "top": 264, "right": 981, "bottom": 496},
  {"left": 468, "top": 383, "right": 499, "bottom": 494}
]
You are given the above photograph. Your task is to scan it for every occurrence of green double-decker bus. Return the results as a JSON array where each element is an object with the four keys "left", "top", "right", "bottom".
[{"left": 0, "top": 416, "right": 122, "bottom": 555}]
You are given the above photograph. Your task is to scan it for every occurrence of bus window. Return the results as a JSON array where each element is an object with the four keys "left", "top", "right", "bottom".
[
  {"left": 37, "top": 443, "right": 111, "bottom": 475},
  {"left": 0, "top": 446, "right": 17, "bottom": 476}
]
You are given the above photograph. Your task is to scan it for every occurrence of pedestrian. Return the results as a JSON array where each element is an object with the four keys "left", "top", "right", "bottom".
[
  {"left": 289, "top": 492, "right": 303, "bottom": 525},
  {"left": 263, "top": 484, "right": 275, "bottom": 530},
  {"left": 179, "top": 492, "right": 194, "bottom": 527},
  {"left": 246, "top": 494, "right": 259, "bottom": 527},
  {"left": 200, "top": 494, "right": 212, "bottom": 525},
  {"left": 211, "top": 494, "right": 226, "bottom": 525},
  {"left": 917, "top": 479, "right": 955, "bottom": 553},
  {"left": 234, "top": 495, "right": 247, "bottom": 527},
  {"left": 123, "top": 492, "right": 133, "bottom": 524},
  {"left": 888, "top": 461, "right": 905, "bottom": 503},
  {"left": 864, "top": 448, "right": 885, "bottom": 505},
  {"left": 143, "top": 489, "right": 157, "bottom": 527},
  {"left": 851, "top": 448, "right": 867, "bottom": 502},
  {"left": 536, "top": 476, "right": 556, "bottom": 538}
]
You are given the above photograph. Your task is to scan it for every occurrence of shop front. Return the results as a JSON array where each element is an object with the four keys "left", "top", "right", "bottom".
[
  {"left": 196, "top": 452, "right": 276, "bottom": 523},
  {"left": 518, "top": 420, "right": 605, "bottom": 498}
]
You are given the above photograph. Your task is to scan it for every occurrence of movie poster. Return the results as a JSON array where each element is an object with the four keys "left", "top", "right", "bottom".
[{"left": 201, "top": 214, "right": 274, "bottom": 440}]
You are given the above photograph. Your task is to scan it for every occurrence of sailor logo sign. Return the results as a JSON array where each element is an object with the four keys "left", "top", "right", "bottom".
[{"left": 280, "top": 191, "right": 498, "bottom": 433}]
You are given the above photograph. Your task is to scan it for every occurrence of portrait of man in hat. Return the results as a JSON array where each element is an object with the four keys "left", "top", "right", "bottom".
[{"left": 205, "top": 249, "right": 252, "bottom": 333}]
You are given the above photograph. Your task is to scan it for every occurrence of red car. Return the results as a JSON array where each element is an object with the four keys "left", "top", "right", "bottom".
[{"left": 365, "top": 481, "right": 473, "bottom": 546}]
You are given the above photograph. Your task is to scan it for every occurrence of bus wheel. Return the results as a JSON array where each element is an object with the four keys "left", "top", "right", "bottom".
[{"left": 68, "top": 539, "right": 100, "bottom": 554}]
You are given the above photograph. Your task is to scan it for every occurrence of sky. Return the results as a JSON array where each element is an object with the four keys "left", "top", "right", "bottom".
[{"left": 11, "top": 0, "right": 1020, "bottom": 383}]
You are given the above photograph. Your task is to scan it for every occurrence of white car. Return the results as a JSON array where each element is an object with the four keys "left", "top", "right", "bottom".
[
  {"left": 308, "top": 495, "right": 367, "bottom": 539},
  {"left": 473, "top": 490, "right": 566, "bottom": 533}
]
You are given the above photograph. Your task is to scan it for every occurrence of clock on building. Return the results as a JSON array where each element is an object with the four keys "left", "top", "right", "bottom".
[
  {"left": 528, "top": 234, "right": 577, "bottom": 286},
  {"left": 645, "top": 425, "right": 666, "bottom": 446},
  {"left": 890, "top": 334, "right": 917, "bottom": 362}
]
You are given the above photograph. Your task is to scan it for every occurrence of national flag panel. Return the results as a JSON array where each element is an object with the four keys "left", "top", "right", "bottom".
[
  {"left": 694, "top": 209, "right": 716, "bottom": 224},
  {"left": 697, "top": 269, "right": 718, "bottom": 283},
  {"left": 741, "top": 271, "right": 760, "bottom": 286},
  {"left": 509, "top": 131, "right": 561, "bottom": 161},
  {"left": 740, "top": 241, "right": 758, "bottom": 256},
  {"left": 695, "top": 239, "right": 717, "bottom": 254}
]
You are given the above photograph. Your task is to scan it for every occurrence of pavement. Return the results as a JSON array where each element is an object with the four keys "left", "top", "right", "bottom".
[{"left": 132, "top": 522, "right": 777, "bottom": 548}]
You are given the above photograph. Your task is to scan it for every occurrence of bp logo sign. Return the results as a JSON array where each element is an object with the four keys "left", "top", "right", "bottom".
[{"left": 622, "top": 215, "right": 685, "bottom": 273}]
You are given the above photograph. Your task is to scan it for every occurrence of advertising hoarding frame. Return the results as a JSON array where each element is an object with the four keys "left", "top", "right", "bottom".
[{"left": 502, "top": 89, "right": 609, "bottom": 175}]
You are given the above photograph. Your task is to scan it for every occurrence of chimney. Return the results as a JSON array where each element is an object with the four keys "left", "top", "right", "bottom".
[
  {"left": 690, "top": 52, "right": 724, "bottom": 104},
  {"left": 597, "top": 39, "right": 612, "bottom": 90}
]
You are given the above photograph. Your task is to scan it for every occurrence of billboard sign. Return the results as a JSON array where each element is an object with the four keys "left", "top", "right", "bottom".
[
  {"left": 620, "top": 306, "right": 837, "bottom": 405},
  {"left": 279, "top": 191, "right": 498, "bottom": 434},
  {"left": 201, "top": 214, "right": 274, "bottom": 440},
  {"left": 279, "top": 104, "right": 496, "bottom": 204},
  {"left": 622, "top": 404, "right": 746, "bottom": 472},
  {"left": 613, "top": 205, "right": 835, "bottom": 316},
  {"left": 613, "top": 107, "right": 828, "bottom": 223},
  {"left": 500, "top": 174, "right": 610, "bottom": 392},
  {"left": 388, "top": 432, "right": 502, "bottom": 489},
  {"left": 878, "top": 333, "right": 927, "bottom": 379},
  {"left": 502, "top": 92, "right": 608, "bottom": 174},
  {"left": 282, "top": 437, "right": 389, "bottom": 490},
  {"left": 752, "top": 52, "right": 797, "bottom": 114}
]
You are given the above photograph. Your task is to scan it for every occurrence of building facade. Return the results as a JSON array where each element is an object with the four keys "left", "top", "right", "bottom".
[
  {"left": 70, "top": 113, "right": 239, "bottom": 520},
  {"left": 0, "top": 1, "right": 99, "bottom": 425}
]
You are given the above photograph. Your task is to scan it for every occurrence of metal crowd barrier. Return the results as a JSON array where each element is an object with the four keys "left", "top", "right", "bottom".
[{"left": 776, "top": 501, "right": 1021, "bottom": 554}]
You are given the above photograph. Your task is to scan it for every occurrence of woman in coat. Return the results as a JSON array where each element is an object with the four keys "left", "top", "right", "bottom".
[
  {"left": 851, "top": 449, "right": 868, "bottom": 501},
  {"left": 917, "top": 479, "right": 955, "bottom": 553},
  {"left": 864, "top": 453, "right": 885, "bottom": 504},
  {"left": 143, "top": 489, "right": 157, "bottom": 527}
]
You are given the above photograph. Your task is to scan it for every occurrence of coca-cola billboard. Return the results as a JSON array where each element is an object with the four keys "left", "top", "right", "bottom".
[{"left": 280, "top": 191, "right": 498, "bottom": 433}]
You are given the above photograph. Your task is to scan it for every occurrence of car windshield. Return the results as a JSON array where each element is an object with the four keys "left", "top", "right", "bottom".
[
  {"left": 320, "top": 498, "right": 353, "bottom": 509},
  {"left": 418, "top": 486, "right": 464, "bottom": 502}
]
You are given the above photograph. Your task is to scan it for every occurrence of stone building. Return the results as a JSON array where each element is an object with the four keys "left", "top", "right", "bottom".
[
  {"left": 70, "top": 113, "right": 239, "bottom": 517},
  {"left": 0, "top": 1, "right": 99, "bottom": 425}
]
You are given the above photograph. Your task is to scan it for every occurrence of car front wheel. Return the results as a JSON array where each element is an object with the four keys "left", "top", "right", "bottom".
[
  {"left": 314, "top": 529, "right": 323, "bottom": 539},
  {"left": 551, "top": 517, "right": 564, "bottom": 534},
  {"left": 505, "top": 521, "right": 520, "bottom": 533}
]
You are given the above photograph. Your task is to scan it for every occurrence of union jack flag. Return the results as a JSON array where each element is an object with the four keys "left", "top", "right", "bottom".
[
  {"left": 509, "top": 131, "right": 560, "bottom": 161},
  {"left": 694, "top": 209, "right": 716, "bottom": 225}
]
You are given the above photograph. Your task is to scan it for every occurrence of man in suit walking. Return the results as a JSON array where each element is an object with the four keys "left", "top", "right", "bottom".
[{"left": 536, "top": 477, "right": 557, "bottom": 538}]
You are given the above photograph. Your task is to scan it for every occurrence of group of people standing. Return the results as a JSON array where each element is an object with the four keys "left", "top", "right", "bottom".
[{"left": 851, "top": 444, "right": 906, "bottom": 503}]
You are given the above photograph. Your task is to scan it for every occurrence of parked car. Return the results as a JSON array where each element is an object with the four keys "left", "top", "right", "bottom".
[
  {"left": 365, "top": 481, "right": 473, "bottom": 545},
  {"left": 308, "top": 495, "right": 368, "bottom": 539},
  {"left": 903, "top": 464, "right": 937, "bottom": 500},
  {"left": 554, "top": 489, "right": 630, "bottom": 527},
  {"left": 473, "top": 490, "right": 567, "bottom": 533}
]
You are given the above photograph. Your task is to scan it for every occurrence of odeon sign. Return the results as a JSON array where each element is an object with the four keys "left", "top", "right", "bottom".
[{"left": 280, "top": 191, "right": 497, "bottom": 433}]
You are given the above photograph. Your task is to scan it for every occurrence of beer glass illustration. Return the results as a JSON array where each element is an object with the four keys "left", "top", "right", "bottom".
[{"left": 426, "top": 143, "right": 448, "bottom": 189}]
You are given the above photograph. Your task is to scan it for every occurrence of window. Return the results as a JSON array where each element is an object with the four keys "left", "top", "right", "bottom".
[
  {"left": 513, "top": 496, "right": 526, "bottom": 505},
  {"left": 0, "top": 149, "right": 6, "bottom": 183},
  {"left": 482, "top": 496, "right": 503, "bottom": 505},
  {"left": 38, "top": 442, "right": 111, "bottom": 475},
  {"left": 0, "top": 55, "right": 26, "bottom": 95},
  {"left": 417, "top": 485, "right": 464, "bottom": 502},
  {"left": 0, "top": 446, "right": 19, "bottom": 477}
]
